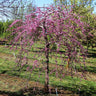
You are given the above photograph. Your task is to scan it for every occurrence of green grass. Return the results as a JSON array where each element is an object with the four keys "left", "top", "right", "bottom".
[
  {"left": 0, "top": 45, "right": 96, "bottom": 95},
  {"left": 0, "top": 57, "right": 96, "bottom": 95}
]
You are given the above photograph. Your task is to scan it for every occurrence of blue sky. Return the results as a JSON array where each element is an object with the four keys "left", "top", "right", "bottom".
[{"left": 35, "top": 0, "right": 54, "bottom": 7}]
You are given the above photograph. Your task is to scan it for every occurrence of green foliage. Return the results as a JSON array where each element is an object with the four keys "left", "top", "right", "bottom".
[
  {"left": 0, "top": 21, "right": 4, "bottom": 35},
  {"left": 0, "top": 20, "right": 13, "bottom": 40},
  {"left": 47, "top": 35, "right": 57, "bottom": 50},
  {"left": 54, "top": 0, "right": 94, "bottom": 7},
  {"left": 54, "top": 0, "right": 96, "bottom": 50},
  {"left": 50, "top": 43, "right": 57, "bottom": 51},
  {"left": 82, "top": 13, "right": 96, "bottom": 50}
]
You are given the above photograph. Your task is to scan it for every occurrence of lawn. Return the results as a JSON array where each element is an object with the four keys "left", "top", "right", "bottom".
[{"left": 0, "top": 43, "right": 96, "bottom": 96}]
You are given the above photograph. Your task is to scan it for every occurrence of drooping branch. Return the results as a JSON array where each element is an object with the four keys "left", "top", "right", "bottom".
[{"left": 9, "top": 5, "right": 87, "bottom": 93}]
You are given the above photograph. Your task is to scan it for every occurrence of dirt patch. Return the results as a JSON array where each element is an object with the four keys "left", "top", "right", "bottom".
[
  {"left": 0, "top": 53, "right": 14, "bottom": 60},
  {"left": 0, "top": 94, "right": 8, "bottom": 96}
]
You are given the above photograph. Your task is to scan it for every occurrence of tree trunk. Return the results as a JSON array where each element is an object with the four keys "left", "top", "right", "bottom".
[{"left": 43, "top": 21, "right": 49, "bottom": 93}]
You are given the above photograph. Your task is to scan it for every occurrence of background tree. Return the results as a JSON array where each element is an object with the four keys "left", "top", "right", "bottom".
[
  {"left": 0, "top": 20, "right": 13, "bottom": 40},
  {"left": 54, "top": 0, "right": 94, "bottom": 10},
  {"left": 54, "top": 0, "right": 96, "bottom": 51},
  {"left": 25, "top": 1, "right": 36, "bottom": 15},
  {"left": 11, "top": 1, "right": 25, "bottom": 20},
  {"left": 0, "top": 0, "right": 36, "bottom": 42},
  {"left": 0, "top": 0, "right": 21, "bottom": 19},
  {"left": 10, "top": 1, "right": 36, "bottom": 21},
  {"left": 82, "top": 13, "right": 96, "bottom": 50},
  {"left": 0, "top": 0, "right": 35, "bottom": 20},
  {"left": 11, "top": 4, "right": 19, "bottom": 20}
]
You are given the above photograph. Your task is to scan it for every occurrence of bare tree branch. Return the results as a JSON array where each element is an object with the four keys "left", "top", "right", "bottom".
[{"left": 0, "top": 0, "right": 31, "bottom": 20}]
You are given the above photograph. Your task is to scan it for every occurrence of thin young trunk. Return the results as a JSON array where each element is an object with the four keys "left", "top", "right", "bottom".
[{"left": 43, "top": 21, "right": 49, "bottom": 93}]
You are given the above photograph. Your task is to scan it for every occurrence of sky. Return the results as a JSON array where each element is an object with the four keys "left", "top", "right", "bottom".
[{"left": 35, "top": 0, "right": 54, "bottom": 7}]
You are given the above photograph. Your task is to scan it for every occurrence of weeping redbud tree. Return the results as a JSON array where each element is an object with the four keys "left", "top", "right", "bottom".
[{"left": 9, "top": 5, "right": 87, "bottom": 93}]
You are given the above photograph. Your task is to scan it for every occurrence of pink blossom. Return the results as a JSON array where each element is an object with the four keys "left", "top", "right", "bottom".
[
  {"left": 10, "top": 19, "right": 22, "bottom": 27},
  {"left": 9, "top": 5, "right": 87, "bottom": 92},
  {"left": 26, "top": 67, "right": 30, "bottom": 71}
]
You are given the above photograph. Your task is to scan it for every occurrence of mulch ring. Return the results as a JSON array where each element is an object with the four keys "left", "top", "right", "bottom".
[{"left": 0, "top": 74, "right": 78, "bottom": 96}]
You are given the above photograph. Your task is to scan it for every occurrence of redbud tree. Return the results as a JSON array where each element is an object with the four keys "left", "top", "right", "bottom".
[{"left": 9, "top": 5, "right": 87, "bottom": 93}]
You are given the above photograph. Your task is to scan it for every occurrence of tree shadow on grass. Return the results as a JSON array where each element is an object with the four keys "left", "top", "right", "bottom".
[
  {"left": 85, "top": 66, "right": 96, "bottom": 73},
  {"left": 0, "top": 90, "right": 24, "bottom": 96},
  {"left": 87, "top": 52, "right": 96, "bottom": 58},
  {"left": 77, "top": 66, "right": 96, "bottom": 73},
  {"left": 88, "top": 48, "right": 96, "bottom": 52},
  {"left": 87, "top": 48, "right": 96, "bottom": 58},
  {"left": 0, "top": 87, "right": 78, "bottom": 96}
]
